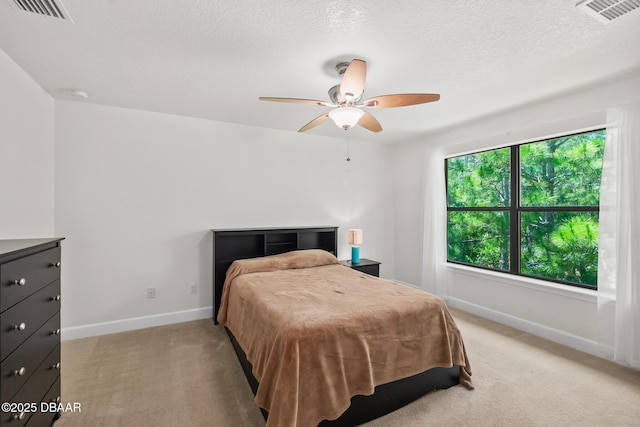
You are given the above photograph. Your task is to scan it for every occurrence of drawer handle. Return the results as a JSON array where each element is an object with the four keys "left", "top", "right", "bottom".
[
  {"left": 13, "top": 412, "right": 26, "bottom": 421},
  {"left": 52, "top": 295, "right": 61, "bottom": 302},
  {"left": 50, "top": 261, "right": 61, "bottom": 268},
  {"left": 51, "top": 328, "right": 61, "bottom": 336},
  {"left": 13, "top": 278, "right": 26, "bottom": 286},
  {"left": 13, "top": 367, "right": 26, "bottom": 376},
  {"left": 52, "top": 362, "right": 61, "bottom": 370},
  {"left": 14, "top": 322, "right": 26, "bottom": 331}
]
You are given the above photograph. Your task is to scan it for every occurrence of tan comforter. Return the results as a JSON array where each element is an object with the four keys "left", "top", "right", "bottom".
[{"left": 217, "top": 250, "right": 472, "bottom": 427}]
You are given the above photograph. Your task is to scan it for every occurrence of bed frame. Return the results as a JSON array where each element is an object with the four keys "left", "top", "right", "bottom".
[{"left": 211, "top": 226, "right": 460, "bottom": 426}]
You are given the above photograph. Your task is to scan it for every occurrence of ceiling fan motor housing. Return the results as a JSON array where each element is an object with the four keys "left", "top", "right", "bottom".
[
  {"left": 335, "top": 62, "right": 350, "bottom": 76},
  {"left": 328, "top": 84, "right": 363, "bottom": 106}
]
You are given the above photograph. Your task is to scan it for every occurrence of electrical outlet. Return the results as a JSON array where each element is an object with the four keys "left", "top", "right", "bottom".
[
  {"left": 189, "top": 283, "right": 197, "bottom": 295},
  {"left": 146, "top": 287, "right": 156, "bottom": 299}
]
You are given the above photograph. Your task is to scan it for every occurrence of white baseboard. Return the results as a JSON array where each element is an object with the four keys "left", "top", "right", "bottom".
[
  {"left": 392, "top": 279, "right": 421, "bottom": 289},
  {"left": 61, "top": 306, "right": 213, "bottom": 341},
  {"left": 446, "top": 297, "right": 612, "bottom": 360}
]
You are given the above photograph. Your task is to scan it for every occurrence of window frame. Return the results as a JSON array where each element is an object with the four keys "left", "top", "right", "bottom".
[{"left": 445, "top": 129, "right": 604, "bottom": 290}]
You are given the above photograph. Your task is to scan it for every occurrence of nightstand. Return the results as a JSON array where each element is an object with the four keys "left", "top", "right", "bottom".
[{"left": 340, "top": 258, "right": 381, "bottom": 277}]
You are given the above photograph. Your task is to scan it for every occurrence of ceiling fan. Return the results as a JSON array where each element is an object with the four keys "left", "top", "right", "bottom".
[{"left": 259, "top": 59, "right": 440, "bottom": 133}]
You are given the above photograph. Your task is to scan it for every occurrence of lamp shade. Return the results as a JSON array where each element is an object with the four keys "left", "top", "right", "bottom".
[
  {"left": 329, "top": 107, "right": 364, "bottom": 129},
  {"left": 348, "top": 229, "right": 363, "bottom": 246}
]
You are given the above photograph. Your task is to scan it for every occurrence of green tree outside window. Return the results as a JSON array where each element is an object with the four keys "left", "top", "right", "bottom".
[{"left": 446, "top": 129, "right": 604, "bottom": 288}]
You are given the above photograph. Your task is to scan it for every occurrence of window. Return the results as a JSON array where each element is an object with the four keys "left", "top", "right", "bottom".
[{"left": 446, "top": 129, "right": 605, "bottom": 289}]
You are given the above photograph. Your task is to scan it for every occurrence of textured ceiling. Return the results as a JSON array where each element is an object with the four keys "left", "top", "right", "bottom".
[{"left": 1, "top": 0, "right": 639, "bottom": 143}]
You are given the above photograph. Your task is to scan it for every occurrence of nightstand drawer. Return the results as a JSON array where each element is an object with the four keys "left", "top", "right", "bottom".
[
  {"left": 340, "top": 259, "right": 381, "bottom": 277},
  {"left": 354, "top": 264, "right": 379, "bottom": 277},
  {"left": 0, "top": 247, "right": 61, "bottom": 312}
]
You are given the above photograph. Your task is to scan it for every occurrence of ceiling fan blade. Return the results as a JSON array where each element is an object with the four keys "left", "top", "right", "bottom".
[
  {"left": 259, "top": 97, "right": 334, "bottom": 107},
  {"left": 298, "top": 114, "right": 330, "bottom": 132},
  {"left": 340, "top": 59, "right": 366, "bottom": 99},
  {"left": 362, "top": 93, "right": 440, "bottom": 108},
  {"left": 358, "top": 111, "right": 382, "bottom": 133}
]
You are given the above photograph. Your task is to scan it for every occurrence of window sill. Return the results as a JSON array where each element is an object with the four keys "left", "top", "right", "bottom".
[{"left": 444, "top": 263, "right": 597, "bottom": 303}]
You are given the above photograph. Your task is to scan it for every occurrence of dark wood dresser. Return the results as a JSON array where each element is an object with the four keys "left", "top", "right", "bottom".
[{"left": 0, "top": 238, "right": 64, "bottom": 427}]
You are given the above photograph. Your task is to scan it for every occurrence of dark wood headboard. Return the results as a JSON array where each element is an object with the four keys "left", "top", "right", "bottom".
[{"left": 211, "top": 226, "right": 338, "bottom": 324}]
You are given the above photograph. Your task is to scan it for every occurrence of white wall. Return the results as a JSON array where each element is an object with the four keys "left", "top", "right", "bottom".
[
  {"left": 393, "top": 71, "right": 640, "bottom": 359},
  {"left": 54, "top": 101, "right": 394, "bottom": 335},
  {"left": 0, "top": 48, "right": 54, "bottom": 238}
]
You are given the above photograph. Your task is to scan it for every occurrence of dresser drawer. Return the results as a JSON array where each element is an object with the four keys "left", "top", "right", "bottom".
[
  {"left": 1, "top": 281, "right": 61, "bottom": 361},
  {"left": 27, "top": 377, "right": 60, "bottom": 427},
  {"left": 28, "top": 345, "right": 61, "bottom": 404},
  {"left": 0, "top": 396, "right": 33, "bottom": 426},
  {"left": 0, "top": 248, "right": 61, "bottom": 312},
  {"left": 0, "top": 347, "right": 60, "bottom": 427},
  {"left": 24, "top": 376, "right": 61, "bottom": 427},
  {"left": 1, "top": 313, "right": 60, "bottom": 403}
]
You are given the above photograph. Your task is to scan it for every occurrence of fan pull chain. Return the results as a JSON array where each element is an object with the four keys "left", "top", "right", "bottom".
[{"left": 346, "top": 128, "right": 351, "bottom": 162}]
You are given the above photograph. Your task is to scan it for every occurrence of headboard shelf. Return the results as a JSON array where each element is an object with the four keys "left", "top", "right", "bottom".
[{"left": 211, "top": 226, "right": 338, "bottom": 323}]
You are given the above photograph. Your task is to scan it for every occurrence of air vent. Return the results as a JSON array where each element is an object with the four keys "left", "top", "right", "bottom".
[
  {"left": 576, "top": 0, "right": 640, "bottom": 24},
  {"left": 9, "top": 0, "right": 73, "bottom": 22}
]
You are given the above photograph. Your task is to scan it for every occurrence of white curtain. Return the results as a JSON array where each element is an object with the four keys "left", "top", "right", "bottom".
[
  {"left": 421, "top": 145, "right": 448, "bottom": 297},
  {"left": 597, "top": 101, "right": 640, "bottom": 369}
]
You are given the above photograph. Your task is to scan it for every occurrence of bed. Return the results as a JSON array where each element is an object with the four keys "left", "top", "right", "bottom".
[{"left": 212, "top": 227, "right": 472, "bottom": 427}]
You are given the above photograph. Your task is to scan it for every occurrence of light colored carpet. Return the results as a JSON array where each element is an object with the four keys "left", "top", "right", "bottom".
[{"left": 55, "top": 308, "right": 640, "bottom": 427}]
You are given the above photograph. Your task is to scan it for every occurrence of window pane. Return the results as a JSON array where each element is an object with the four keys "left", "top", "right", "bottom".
[
  {"left": 521, "top": 212, "right": 599, "bottom": 287},
  {"left": 520, "top": 130, "right": 605, "bottom": 207},
  {"left": 448, "top": 211, "right": 510, "bottom": 271},
  {"left": 447, "top": 148, "right": 511, "bottom": 207}
]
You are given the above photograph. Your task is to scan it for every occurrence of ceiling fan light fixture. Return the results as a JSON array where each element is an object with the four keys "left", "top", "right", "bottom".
[{"left": 329, "top": 107, "right": 363, "bottom": 130}]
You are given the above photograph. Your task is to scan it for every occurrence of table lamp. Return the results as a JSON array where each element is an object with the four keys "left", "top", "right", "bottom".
[{"left": 348, "top": 229, "right": 363, "bottom": 264}]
